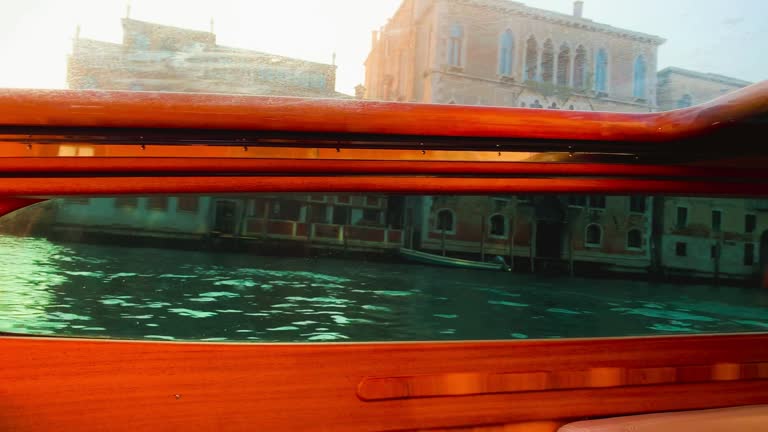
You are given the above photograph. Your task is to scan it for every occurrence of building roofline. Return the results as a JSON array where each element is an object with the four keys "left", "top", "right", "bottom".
[
  {"left": 658, "top": 66, "right": 752, "bottom": 87},
  {"left": 119, "top": 18, "right": 335, "bottom": 69},
  {"left": 214, "top": 45, "right": 336, "bottom": 69},
  {"left": 450, "top": 0, "right": 666, "bottom": 45},
  {"left": 122, "top": 17, "right": 212, "bottom": 37}
]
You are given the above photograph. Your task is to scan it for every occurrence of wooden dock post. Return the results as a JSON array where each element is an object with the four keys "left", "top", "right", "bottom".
[
  {"left": 509, "top": 217, "right": 515, "bottom": 272},
  {"left": 480, "top": 215, "right": 486, "bottom": 262},
  {"left": 569, "top": 222, "right": 575, "bottom": 277},
  {"left": 441, "top": 228, "right": 446, "bottom": 257},
  {"left": 530, "top": 221, "right": 536, "bottom": 273}
]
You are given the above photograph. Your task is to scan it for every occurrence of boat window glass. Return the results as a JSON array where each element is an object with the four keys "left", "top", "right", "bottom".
[{"left": 4, "top": 193, "right": 767, "bottom": 343}]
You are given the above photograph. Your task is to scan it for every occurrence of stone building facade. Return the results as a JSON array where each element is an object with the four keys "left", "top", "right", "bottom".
[
  {"left": 68, "top": 18, "right": 344, "bottom": 97},
  {"left": 364, "top": 0, "right": 664, "bottom": 112},
  {"left": 658, "top": 198, "right": 768, "bottom": 280},
  {"left": 657, "top": 67, "right": 752, "bottom": 111},
  {"left": 60, "top": 19, "right": 405, "bottom": 254},
  {"left": 408, "top": 195, "right": 650, "bottom": 273}
]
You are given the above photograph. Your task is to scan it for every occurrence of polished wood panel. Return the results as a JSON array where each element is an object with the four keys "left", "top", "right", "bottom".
[
  {"left": 0, "top": 175, "right": 766, "bottom": 197},
  {"left": 1, "top": 157, "right": 768, "bottom": 180},
  {"left": 0, "top": 81, "right": 764, "bottom": 143},
  {"left": 415, "top": 421, "right": 565, "bottom": 432},
  {"left": 358, "top": 362, "right": 768, "bottom": 401},
  {"left": 1, "top": 334, "right": 767, "bottom": 431}
]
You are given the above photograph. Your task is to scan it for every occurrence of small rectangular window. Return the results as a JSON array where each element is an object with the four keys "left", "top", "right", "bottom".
[
  {"left": 676, "top": 242, "right": 687, "bottom": 257},
  {"left": 744, "top": 243, "right": 755, "bottom": 266},
  {"left": 271, "top": 201, "right": 301, "bottom": 221},
  {"left": 629, "top": 196, "right": 646, "bottom": 213},
  {"left": 746, "top": 214, "right": 757, "bottom": 233},
  {"left": 177, "top": 197, "right": 199, "bottom": 213},
  {"left": 147, "top": 197, "right": 167, "bottom": 211},
  {"left": 249, "top": 199, "right": 267, "bottom": 217},
  {"left": 362, "top": 209, "right": 382, "bottom": 224},
  {"left": 366, "top": 196, "right": 381, "bottom": 207},
  {"left": 332, "top": 206, "right": 350, "bottom": 225},
  {"left": 114, "top": 197, "right": 138, "bottom": 209},
  {"left": 711, "top": 244, "right": 720, "bottom": 259},
  {"left": 712, "top": 210, "right": 722, "bottom": 232},
  {"left": 309, "top": 204, "right": 328, "bottom": 223},
  {"left": 677, "top": 207, "right": 688, "bottom": 228}
]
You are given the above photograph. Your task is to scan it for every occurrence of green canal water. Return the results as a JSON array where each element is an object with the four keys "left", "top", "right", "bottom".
[{"left": 1, "top": 234, "right": 767, "bottom": 342}]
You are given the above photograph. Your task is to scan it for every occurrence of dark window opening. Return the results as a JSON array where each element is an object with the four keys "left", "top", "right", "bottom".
[
  {"left": 676, "top": 242, "right": 688, "bottom": 257},
  {"left": 271, "top": 201, "right": 301, "bottom": 221},
  {"left": 556, "top": 43, "right": 570, "bottom": 86},
  {"left": 746, "top": 214, "right": 756, "bottom": 233},
  {"left": 436, "top": 209, "right": 454, "bottom": 232},
  {"left": 745, "top": 243, "right": 755, "bottom": 266},
  {"left": 586, "top": 224, "right": 602, "bottom": 246},
  {"left": 332, "top": 206, "right": 350, "bottom": 225},
  {"left": 490, "top": 214, "right": 506, "bottom": 236},
  {"left": 573, "top": 45, "right": 587, "bottom": 88},
  {"left": 541, "top": 39, "right": 555, "bottom": 83},
  {"left": 177, "top": 197, "right": 199, "bottom": 213},
  {"left": 630, "top": 196, "right": 646, "bottom": 213},
  {"left": 677, "top": 207, "right": 688, "bottom": 228},
  {"left": 627, "top": 229, "right": 642, "bottom": 249},
  {"left": 366, "top": 196, "right": 381, "bottom": 207},
  {"left": 712, "top": 210, "right": 722, "bottom": 232},
  {"left": 309, "top": 204, "right": 328, "bottom": 223},
  {"left": 147, "top": 197, "right": 167, "bottom": 211},
  {"left": 362, "top": 209, "right": 382, "bottom": 225},
  {"left": 525, "top": 36, "right": 538, "bottom": 80},
  {"left": 114, "top": 197, "right": 138, "bottom": 209}
]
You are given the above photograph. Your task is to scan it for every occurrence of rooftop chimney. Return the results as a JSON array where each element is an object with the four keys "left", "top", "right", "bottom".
[{"left": 574, "top": 0, "right": 584, "bottom": 18}]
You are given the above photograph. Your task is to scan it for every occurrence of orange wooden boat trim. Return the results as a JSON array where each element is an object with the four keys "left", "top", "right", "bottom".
[
  {"left": 1, "top": 175, "right": 767, "bottom": 197},
  {"left": 1, "top": 157, "right": 768, "bottom": 180},
  {"left": 0, "top": 81, "right": 765, "bottom": 143},
  {"left": 2, "top": 334, "right": 767, "bottom": 431}
]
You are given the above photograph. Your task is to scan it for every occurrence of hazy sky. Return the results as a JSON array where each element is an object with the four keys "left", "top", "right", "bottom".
[{"left": 0, "top": 0, "right": 764, "bottom": 95}]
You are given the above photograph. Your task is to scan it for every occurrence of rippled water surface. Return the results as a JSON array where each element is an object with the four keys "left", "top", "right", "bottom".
[{"left": 1, "top": 234, "right": 767, "bottom": 342}]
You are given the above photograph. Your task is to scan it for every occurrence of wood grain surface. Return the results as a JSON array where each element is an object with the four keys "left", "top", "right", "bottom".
[
  {"left": 0, "top": 81, "right": 764, "bottom": 143},
  {"left": 1, "top": 334, "right": 767, "bottom": 431}
]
